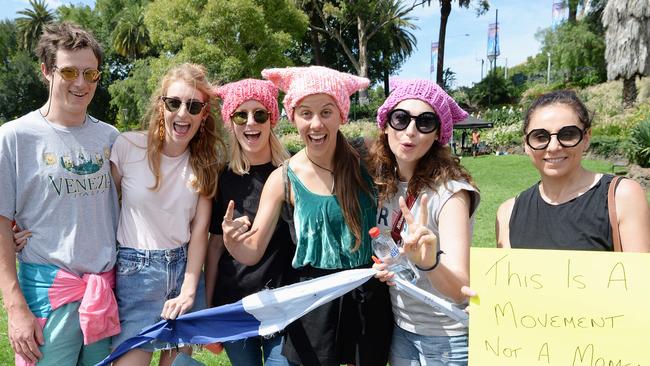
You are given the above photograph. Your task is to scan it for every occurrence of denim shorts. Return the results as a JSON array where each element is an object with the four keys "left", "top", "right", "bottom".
[
  {"left": 389, "top": 324, "right": 468, "bottom": 366},
  {"left": 112, "top": 245, "right": 206, "bottom": 351}
]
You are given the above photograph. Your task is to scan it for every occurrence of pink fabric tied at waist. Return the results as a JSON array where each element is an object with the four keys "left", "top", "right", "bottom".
[{"left": 48, "top": 269, "right": 120, "bottom": 345}]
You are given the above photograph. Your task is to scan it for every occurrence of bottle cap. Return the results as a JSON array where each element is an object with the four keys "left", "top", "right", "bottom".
[{"left": 368, "top": 227, "right": 380, "bottom": 238}]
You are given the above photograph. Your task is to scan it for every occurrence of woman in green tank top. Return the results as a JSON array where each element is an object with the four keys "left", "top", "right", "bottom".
[{"left": 221, "top": 66, "right": 393, "bottom": 366}]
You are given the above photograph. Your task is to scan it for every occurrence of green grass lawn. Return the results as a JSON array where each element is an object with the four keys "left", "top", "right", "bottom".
[{"left": 0, "top": 154, "right": 644, "bottom": 365}]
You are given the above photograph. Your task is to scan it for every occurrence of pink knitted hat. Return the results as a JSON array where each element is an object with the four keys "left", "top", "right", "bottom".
[
  {"left": 262, "top": 66, "right": 369, "bottom": 122},
  {"left": 377, "top": 79, "right": 468, "bottom": 144},
  {"left": 213, "top": 79, "right": 280, "bottom": 127}
]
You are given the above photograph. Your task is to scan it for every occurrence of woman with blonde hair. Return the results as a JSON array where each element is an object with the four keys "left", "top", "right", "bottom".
[
  {"left": 110, "top": 63, "right": 226, "bottom": 365},
  {"left": 206, "top": 79, "right": 295, "bottom": 366}
]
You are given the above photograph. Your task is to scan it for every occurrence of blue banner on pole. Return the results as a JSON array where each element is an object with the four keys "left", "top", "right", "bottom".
[
  {"left": 551, "top": 0, "right": 566, "bottom": 29},
  {"left": 430, "top": 42, "right": 438, "bottom": 73},
  {"left": 486, "top": 23, "right": 499, "bottom": 58}
]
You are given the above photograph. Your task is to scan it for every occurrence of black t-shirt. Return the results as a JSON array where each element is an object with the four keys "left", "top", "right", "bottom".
[
  {"left": 509, "top": 174, "right": 615, "bottom": 251},
  {"left": 209, "top": 162, "right": 296, "bottom": 306}
]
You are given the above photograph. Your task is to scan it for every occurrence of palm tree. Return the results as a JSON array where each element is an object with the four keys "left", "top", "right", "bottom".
[
  {"left": 435, "top": 0, "right": 488, "bottom": 86},
  {"left": 375, "top": 3, "right": 418, "bottom": 96},
  {"left": 111, "top": 5, "right": 151, "bottom": 60},
  {"left": 602, "top": 0, "right": 650, "bottom": 107},
  {"left": 16, "top": 0, "right": 54, "bottom": 51},
  {"left": 309, "top": 0, "right": 427, "bottom": 104}
]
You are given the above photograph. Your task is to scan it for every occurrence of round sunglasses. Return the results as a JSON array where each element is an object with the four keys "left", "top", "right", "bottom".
[
  {"left": 231, "top": 109, "right": 270, "bottom": 125},
  {"left": 525, "top": 125, "right": 587, "bottom": 150},
  {"left": 160, "top": 96, "right": 206, "bottom": 115},
  {"left": 388, "top": 109, "right": 440, "bottom": 134},
  {"left": 54, "top": 66, "right": 101, "bottom": 83}
]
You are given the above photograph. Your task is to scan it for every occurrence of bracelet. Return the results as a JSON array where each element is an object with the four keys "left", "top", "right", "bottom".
[{"left": 415, "top": 250, "right": 444, "bottom": 272}]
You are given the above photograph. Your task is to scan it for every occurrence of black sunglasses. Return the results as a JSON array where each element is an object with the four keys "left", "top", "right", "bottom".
[
  {"left": 388, "top": 109, "right": 440, "bottom": 134},
  {"left": 160, "top": 96, "right": 206, "bottom": 115},
  {"left": 525, "top": 125, "right": 587, "bottom": 150},
  {"left": 54, "top": 66, "right": 101, "bottom": 83},
  {"left": 231, "top": 109, "right": 269, "bottom": 125}
]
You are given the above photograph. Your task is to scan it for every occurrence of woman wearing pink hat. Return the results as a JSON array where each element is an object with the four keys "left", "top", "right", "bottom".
[
  {"left": 222, "top": 66, "right": 393, "bottom": 366},
  {"left": 370, "top": 79, "right": 480, "bottom": 366},
  {"left": 207, "top": 79, "right": 294, "bottom": 366}
]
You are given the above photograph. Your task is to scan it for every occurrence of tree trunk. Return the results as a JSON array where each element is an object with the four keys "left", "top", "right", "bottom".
[
  {"left": 568, "top": 0, "right": 578, "bottom": 24},
  {"left": 384, "top": 60, "right": 390, "bottom": 98},
  {"left": 436, "top": 0, "right": 451, "bottom": 86},
  {"left": 623, "top": 76, "right": 637, "bottom": 108},
  {"left": 309, "top": 10, "right": 323, "bottom": 65},
  {"left": 357, "top": 15, "right": 369, "bottom": 105}
]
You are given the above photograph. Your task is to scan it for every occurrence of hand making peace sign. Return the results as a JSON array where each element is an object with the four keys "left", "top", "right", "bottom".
[
  {"left": 373, "top": 193, "right": 442, "bottom": 284},
  {"left": 399, "top": 193, "right": 443, "bottom": 271}
]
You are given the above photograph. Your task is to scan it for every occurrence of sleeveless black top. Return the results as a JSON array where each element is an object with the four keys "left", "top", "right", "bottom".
[{"left": 509, "top": 174, "right": 615, "bottom": 251}]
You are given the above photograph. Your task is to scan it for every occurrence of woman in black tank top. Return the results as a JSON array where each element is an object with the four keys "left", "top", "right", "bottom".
[{"left": 496, "top": 90, "right": 650, "bottom": 252}]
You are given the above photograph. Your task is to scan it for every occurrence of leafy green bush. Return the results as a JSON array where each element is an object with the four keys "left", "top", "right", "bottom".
[
  {"left": 519, "top": 82, "right": 566, "bottom": 109},
  {"left": 626, "top": 118, "right": 650, "bottom": 167},
  {"left": 467, "top": 71, "right": 517, "bottom": 108},
  {"left": 341, "top": 120, "right": 378, "bottom": 139},
  {"left": 589, "top": 135, "right": 625, "bottom": 157},
  {"left": 279, "top": 134, "right": 304, "bottom": 155},
  {"left": 483, "top": 123, "right": 522, "bottom": 150},
  {"left": 482, "top": 106, "right": 523, "bottom": 126},
  {"left": 274, "top": 118, "right": 297, "bottom": 137}
]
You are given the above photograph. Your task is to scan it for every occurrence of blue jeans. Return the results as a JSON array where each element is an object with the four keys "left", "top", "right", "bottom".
[
  {"left": 389, "top": 325, "right": 468, "bottom": 366},
  {"left": 224, "top": 334, "right": 289, "bottom": 366},
  {"left": 113, "top": 245, "right": 206, "bottom": 351}
]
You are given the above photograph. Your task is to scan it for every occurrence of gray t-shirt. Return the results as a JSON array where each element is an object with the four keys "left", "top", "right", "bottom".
[
  {"left": 376, "top": 179, "right": 480, "bottom": 336},
  {"left": 0, "top": 111, "right": 119, "bottom": 275}
]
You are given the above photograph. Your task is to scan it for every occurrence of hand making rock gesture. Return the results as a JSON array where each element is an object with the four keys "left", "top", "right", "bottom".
[{"left": 221, "top": 200, "right": 257, "bottom": 246}]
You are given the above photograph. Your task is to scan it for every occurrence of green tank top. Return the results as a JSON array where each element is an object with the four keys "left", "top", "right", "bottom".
[{"left": 288, "top": 165, "right": 376, "bottom": 269}]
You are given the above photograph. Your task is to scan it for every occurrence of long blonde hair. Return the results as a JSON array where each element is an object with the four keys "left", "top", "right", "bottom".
[
  {"left": 228, "top": 129, "right": 289, "bottom": 175},
  {"left": 144, "top": 63, "right": 226, "bottom": 198}
]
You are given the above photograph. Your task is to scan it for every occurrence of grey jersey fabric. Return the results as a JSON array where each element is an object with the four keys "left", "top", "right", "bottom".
[
  {"left": 376, "top": 179, "right": 480, "bottom": 336},
  {"left": 0, "top": 111, "right": 119, "bottom": 275}
]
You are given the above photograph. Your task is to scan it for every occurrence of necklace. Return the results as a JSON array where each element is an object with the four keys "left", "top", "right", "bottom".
[
  {"left": 305, "top": 152, "right": 335, "bottom": 193},
  {"left": 306, "top": 153, "right": 334, "bottom": 174}
]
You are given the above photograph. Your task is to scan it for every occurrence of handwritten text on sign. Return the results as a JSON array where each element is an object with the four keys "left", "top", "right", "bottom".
[{"left": 469, "top": 248, "right": 650, "bottom": 366}]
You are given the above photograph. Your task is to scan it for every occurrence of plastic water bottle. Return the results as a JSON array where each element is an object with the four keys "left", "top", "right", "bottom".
[{"left": 369, "top": 227, "right": 419, "bottom": 283}]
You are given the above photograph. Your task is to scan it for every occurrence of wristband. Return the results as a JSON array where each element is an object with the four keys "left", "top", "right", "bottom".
[{"left": 415, "top": 250, "right": 444, "bottom": 272}]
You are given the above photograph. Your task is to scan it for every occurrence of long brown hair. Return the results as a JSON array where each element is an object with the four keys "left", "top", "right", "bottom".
[
  {"left": 369, "top": 134, "right": 476, "bottom": 203},
  {"left": 332, "top": 130, "right": 374, "bottom": 250},
  {"left": 144, "top": 63, "right": 226, "bottom": 198}
]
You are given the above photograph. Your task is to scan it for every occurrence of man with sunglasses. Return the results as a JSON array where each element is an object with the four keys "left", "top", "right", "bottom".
[{"left": 0, "top": 22, "right": 120, "bottom": 365}]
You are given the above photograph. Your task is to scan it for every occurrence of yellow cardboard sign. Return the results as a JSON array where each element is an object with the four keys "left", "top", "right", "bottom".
[{"left": 469, "top": 247, "right": 649, "bottom": 366}]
